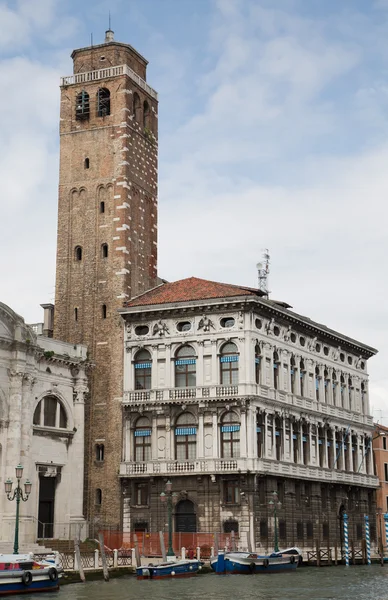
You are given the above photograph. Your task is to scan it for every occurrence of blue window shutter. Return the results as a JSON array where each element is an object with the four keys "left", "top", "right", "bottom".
[
  {"left": 221, "top": 425, "right": 240, "bottom": 433},
  {"left": 134, "top": 362, "right": 152, "bottom": 369},
  {"left": 175, "top": 427, "right": 197, "bottom": 436},
  {"left": 134, "top": 429, "right": 151, "bottom": 437}
]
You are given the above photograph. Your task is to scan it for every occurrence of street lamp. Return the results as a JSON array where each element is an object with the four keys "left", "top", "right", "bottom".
[
  {"left": 160, "top": 480, "right": 178, "bottom": 559},
  {"left": 268, "top": 491, "right": 282, "bottom": 553},
  {"left": 4, "top": 465, "right": 32, "bottom": 554}
]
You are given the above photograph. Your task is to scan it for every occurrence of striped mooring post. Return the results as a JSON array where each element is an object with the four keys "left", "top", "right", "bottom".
[
  {"left": 343, "top": 513, "right": 349, "bottom": 566},
  {"left": 384, "top": 513, "right": 388, "bottom": 555},
  {"left": 364, "top": 515, "right": 371, "bottom": 565}
]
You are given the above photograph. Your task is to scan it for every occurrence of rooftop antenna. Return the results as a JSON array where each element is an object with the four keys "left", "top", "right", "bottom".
[
  {"left": 256, "top": 249, "right": 270, "bottom": 298},
  {"left": 105, "top": 12, "right": 115, "bottom": 43}
]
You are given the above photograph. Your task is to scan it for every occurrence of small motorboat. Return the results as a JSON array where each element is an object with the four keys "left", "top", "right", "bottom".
[
  {"left": 211, "top": 550, "right": 298, "bottom": 574},
  {"left": 0, "top": 553, "right": 63, "bottom": 595},
  {"left": 137, "top": 558, "right": 202, "bottom": 579}
]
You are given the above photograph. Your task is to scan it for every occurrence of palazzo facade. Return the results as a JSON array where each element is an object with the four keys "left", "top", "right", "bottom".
[
  {"left": 119, "top": 277, "right": 379, "bottom": 551},
  {"left": 0, "top": 302, "right": 88, "bottom": 545}
]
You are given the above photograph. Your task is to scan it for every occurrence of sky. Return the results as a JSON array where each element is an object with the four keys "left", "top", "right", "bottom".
[{"left": 1, "top": 0, "right": 388, "bottom": 422}]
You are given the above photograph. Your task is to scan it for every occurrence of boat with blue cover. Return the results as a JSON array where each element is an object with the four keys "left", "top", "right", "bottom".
[
  {"left": 0, "top": 552, "right": 62, "bottom": 595},
  {"left": 211, "top": 550, "right": 298, "bottom": 574},
  {"left": 137, "top": 558, "right": 203, "bottom": 579}
]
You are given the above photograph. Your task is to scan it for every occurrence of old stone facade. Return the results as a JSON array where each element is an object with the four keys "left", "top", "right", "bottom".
[
  {"left": 119, "top": 277, "right": 379, "bottom": 550},
  {"left": 0, "top": 302, "right": 88, "bottom": 544},
  {"left": 53, "top": 30, "right": 158, "bottom": 526}
]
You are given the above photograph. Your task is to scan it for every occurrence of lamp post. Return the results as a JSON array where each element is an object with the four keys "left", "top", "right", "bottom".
[
  {"left": 160, "top": 480, "right": 178, "bottom": 558},
  {"left": 4, "top": 465, "right": 32, "bottom": 554},
  {"left": 268, "top": 491, "right": 281, "bottom": 553}
]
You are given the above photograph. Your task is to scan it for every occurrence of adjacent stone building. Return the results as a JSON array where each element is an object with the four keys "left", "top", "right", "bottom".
[
  {"left": 372, "top": 423, "right": 388, "bottom": 550},
  {"left": 119, "top": 277, "right": 379, "bottom": 550},
  {"left": 53, "top": 30, "right": 158, "bottom": 527},
  {"left": 0, "top": 303, "right": 88, "bottom": 545}
]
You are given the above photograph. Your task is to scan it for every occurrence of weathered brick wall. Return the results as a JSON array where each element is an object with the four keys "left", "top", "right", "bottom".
[{"left": 54, "top": 38, "right": 158, "bottom": 527}]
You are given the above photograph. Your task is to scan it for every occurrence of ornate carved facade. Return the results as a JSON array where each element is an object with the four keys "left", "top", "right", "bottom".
[
  {"left": 0, "top": 303, "right": 88, "bottom": 545},
  {"left": 119, "top": 277, "right": 378, "bottom": 550}
]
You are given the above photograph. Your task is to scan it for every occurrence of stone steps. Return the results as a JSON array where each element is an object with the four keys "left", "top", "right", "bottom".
[{"left": 0, "top": 543, "right": 53, "bottom": 554}]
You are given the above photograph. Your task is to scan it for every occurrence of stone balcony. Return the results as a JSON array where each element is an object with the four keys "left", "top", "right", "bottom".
[
  {"left": 122, "top": 384, "right": 374, "bottom": 427},
  {"left": 119, "top": 457, "right": 379, "bottom": 488},
  {"left": 60, "top": 64, "right": 158, "bottom": 99}
]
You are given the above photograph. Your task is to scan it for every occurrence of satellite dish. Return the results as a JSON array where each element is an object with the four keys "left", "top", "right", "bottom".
[{"left": 256, "top": 262, "right": 263, "bottom": 270}]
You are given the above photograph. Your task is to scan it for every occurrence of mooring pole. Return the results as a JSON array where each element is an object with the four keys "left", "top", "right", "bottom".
[
  {"left": 343, "top": 513, "right": 349, "bottom": 567},
  {"left": 384, "top": 513, "right": 388, "bottom": 563},
  {"left": 364, "top": 515, "right": 371, "bottom": 565}
]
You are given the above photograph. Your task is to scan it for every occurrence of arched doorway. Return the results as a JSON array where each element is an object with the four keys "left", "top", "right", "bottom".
[{"left": 175, "top": 499, "right": 196, "bottom": 532}]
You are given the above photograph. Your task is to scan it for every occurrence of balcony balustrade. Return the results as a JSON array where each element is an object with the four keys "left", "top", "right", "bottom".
[
  {"left": 61, "top": 64, "right": 158, "bottom": 99},
  {"left": 122, "top": 384, "right": 373, "bottom": 426},
  {"left": 119, "top": 456, "right": 378, "bottom": 488}
]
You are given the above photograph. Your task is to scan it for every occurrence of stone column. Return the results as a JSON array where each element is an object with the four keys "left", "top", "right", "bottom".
[
  {"left": 212, "top": 411, "right": 218, "bottom": 458},
  {"left": 299, "top": 422, "right": 304, "bottom": 465},
  {"left": 70, "top": 379, "right": 88, "bottom": 520},
  {"left": 165, "top": 343, "right": 172, "bottom": 388},
  {"left": 240, "top": 408, "right": 247, "bottom": 458},
  {"left": 324, "top": 427, "right": 328, "bottom": 468},
  {"left": 308, "top": 423, "right": 313, "bottom": 466},
  {"left": 211, "top": 341, "right": 218, "bottom": 386},
  {"left": 6, "top": 370, "right": 24, "bottom": 472},
  {"left": 151, "top": 345, "right": 158, "bottom": 389},
  {"left": 124, "top": 347, "right": 132, "bottom": 391},
  {"left": 151, "top": 412, "right": 158, "bottom": 460},
  {"left": 290, "top": 420, "right": 294, "bottom": 463},
  {"left": 124, "top": 415, "right": 131, "bottom": 461},
  {"left": 21, "top": 374, "right": 35, "bottom": 461},
  {"left": 246, "top": 405, "right": 255, "bottom": 458},
  {"left": 197, "top": 341, "right": 204, "bottom": 387},
  {"left": 263, "top": 412, "right": 268, "bottom": 458},
  {"left": 282, "top": 417, "right": 287, "bottom": 461},
  {"left": 198, "top": 410, "right": 204, "bottom": 458}
]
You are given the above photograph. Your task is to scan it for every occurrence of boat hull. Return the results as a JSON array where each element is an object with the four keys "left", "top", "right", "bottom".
[
  {"left": 0, "top": 553, "right": 62, "bottom": 595},
  {"left": 137, "top": 559, "right": 202, "bottom": 579},
  {"left": 211, "top": 552, "right": 298, "bottom": 575},
  {"left": 0, "top": 574, "right": 60, "bottom": 595}
]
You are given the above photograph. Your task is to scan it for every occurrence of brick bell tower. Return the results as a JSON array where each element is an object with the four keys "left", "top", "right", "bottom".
[{"left": 54, "top": 29, "right": 158, "bottom": 527}]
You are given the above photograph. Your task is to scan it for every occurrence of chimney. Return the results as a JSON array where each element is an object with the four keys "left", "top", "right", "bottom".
[
  {"left": 40, "top": 304, "right": 54, "bottom": 338},
  {"left": 104, "top": 29, "right": 114, "bottom": 43}
]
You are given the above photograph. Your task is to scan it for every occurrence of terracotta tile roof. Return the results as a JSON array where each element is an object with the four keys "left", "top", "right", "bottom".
[{"left": 124, "top": 277, "right": 265, "bottom": 308}]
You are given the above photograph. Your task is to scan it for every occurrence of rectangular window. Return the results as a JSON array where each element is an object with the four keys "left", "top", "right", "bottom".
[
  {"left": 384, "top": 437, "right": 387, "bottom": 450},
  {"left": 322, "top": 522, "right": 329, "bottom": 541},
  {"left": 279, "top": 520, "right": 286, "bottom": 540},
  {"left": 356, "top": 523, "right": 363, "bottom": 540},
  {"left": 277, "top": 481, "right": 285, "bottom": 504},
  {"left": 44, "top": 397, "right": 57, "bottom": 427},
  {"left": 176, "top": 433, "right": 196, "bottom": 460},
  {"left": 296, "top": 521, "right": 304, "bottom": 542},
  {"left": 386, "top": 496, "right": 388, "bottom": 513},
  {"left": 321, "top": 486, "right": 327, "bottom": 510},
  {"left": 134, "top": 432, "right": 151, "bottom": 462},
  {"left": 224, "top": 480, "right": 239, "bottom": 504},
  {"left": 220, "top": 360, "right": 239, "bottom": 385},
  {"left": 260, "top": 519, "right": 268, "bottom": 539},
  {"left": 259, "top": 481, "right": 266, "bottom": 505},
  {"left": 134, "top": 365, "right": 151, "bottom": 390},
  {"left": 222, "top": 428, "right": 240, "bottom": 458},
  {"left": 135, "top": 483, "right": 148, "bottom": 506},
  {"left": 385, "top": 464, "right": 388, "bottom": 482},
  {"left": 306, "top": 521, "right": 313, "bottom": 540}
]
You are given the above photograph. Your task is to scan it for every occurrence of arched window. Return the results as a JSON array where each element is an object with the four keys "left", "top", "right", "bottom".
[
  {"left": 75, "top": 90, "right": 90, "bottom": 120},
  {"left": 175, "top": 345, "right": 196, "bottom": 388},
  {"left": 95, "top": 444, "right": 105, "bottom": 461},
  {"left": 133, "top": 92, "right": 141, "bottom": 122},
  {"left": 134, "top": 349, "right": 152, "bottom": 390},
  {"left": 143, "top": 100, "right": 150, "bottom": 128},
  {"left": 97, "top": 88, "right": 110, "bottom": 117},
  {"left": 221, "top": 411, "right": 240, "bottom": 458},
  {"left": 75, "top": 246, "right": 82, "bottom": 261},
  {"left": 134, "top": 416, "right": 151, "bottom": 462},
  {"left": 95, "top": 488, "right": 102, "bottom": 505},
  {"left": 255, "top": 344, "right": 261, "bottom": 384},
  {"left": 175, "top": 412, "right": 197, "bottom": 460},
  {"left": 84, "top": 157, "right": 90, "bottom": 169},
  {"left": 100, "top": 201, "right": 105, "bottom": 214},
  {"left": 220, "top": 342, "right": 239, "bottom": 385},
  {"left": 33, "top": 396, "right": 67, "bottom": 429},
  {"left": 101, "top": 243, "right": 108, "bottom": 258}
]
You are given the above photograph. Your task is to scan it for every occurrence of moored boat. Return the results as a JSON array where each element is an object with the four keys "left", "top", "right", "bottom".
[
  {"left": 137, "top": 558, "right": 202, "bottom": 579},
  {"left": 0, "top": 553, "right": 63, "bottom": 595},
  {"left": 210, "top": 550, "right": 298, "bottom": 574}
]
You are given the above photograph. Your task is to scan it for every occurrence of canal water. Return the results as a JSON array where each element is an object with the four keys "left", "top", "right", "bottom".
[{"left": 38, "top": 567, "right": 388, "bottom": 600}]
